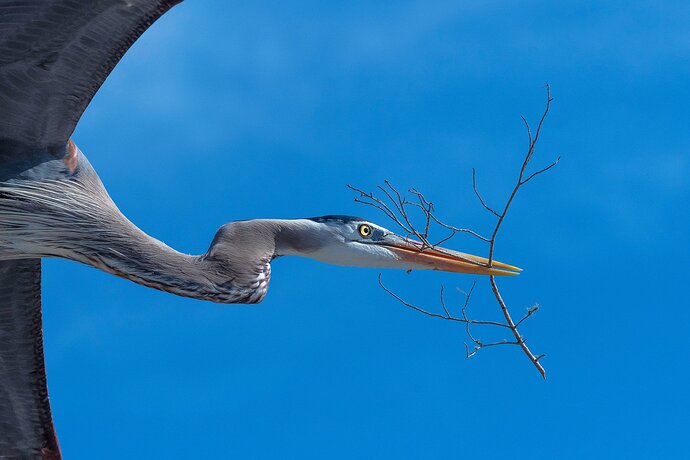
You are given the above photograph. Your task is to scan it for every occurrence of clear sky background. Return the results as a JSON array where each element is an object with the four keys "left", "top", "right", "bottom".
[{"left": 41, "top": 0, "right": 689, "bottom": 458}]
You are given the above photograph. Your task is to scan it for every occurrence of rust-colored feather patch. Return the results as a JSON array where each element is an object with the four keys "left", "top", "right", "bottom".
[{"left": 64, "top": 139, "right": 78, "bottom": 173}]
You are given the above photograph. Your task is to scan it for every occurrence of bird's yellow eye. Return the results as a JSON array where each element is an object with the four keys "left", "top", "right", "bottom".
[{"left": 358, "top": 224, "right": 372, "bottom": 237}]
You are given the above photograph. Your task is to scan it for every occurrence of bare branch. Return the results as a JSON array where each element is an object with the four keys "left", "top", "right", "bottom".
[
  {"left": 487, "top": 83, "right": 557, "bottom": 267},
  {"left": 477, "top": 84, "right": 554, "bottom": 377},
  {"left": 489, "top": 276, "right": 545, "bottom": 378},
  {"left": 378, "top": 274, "right": 509, "bottom": 328},
  {"left": 347, "top": 184, "right": 413, "bottom": 234},
  {"left": 472, "top": 168, "right": 501, "bottom": 218},
  {"left": 439, "top": 285, "right": 451, "bottom": 318},
  {"left": 350, "top": 85, "right": 557, "bottom": 378},
  {"left": 515, "top": 304, "right": 540, "bottom": 328},
  {"left": 521, "top": 156, "right": 561, "bottom": 185},
  {"left": 520, "top": 114, "right": 533, "bottom": 147}
]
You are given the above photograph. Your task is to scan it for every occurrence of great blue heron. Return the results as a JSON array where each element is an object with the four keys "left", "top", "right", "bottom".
[{"left": 0, "top": 1, "right": 519, "bottom": 457}]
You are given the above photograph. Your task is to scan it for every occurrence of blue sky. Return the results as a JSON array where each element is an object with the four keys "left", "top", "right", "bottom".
[{"left": 41, "top": 0, "right": 689, "bottom": 458}]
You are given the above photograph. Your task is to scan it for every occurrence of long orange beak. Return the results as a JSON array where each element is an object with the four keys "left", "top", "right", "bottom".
[{"left": 380, "top": 238, "right": 521, "bottom": 276}]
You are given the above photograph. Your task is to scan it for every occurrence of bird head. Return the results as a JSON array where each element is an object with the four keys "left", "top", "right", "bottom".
[
  {"left": 270, "top": 215, "right": 520, "bottom": 276},
  {"left": 202, "top": 215, "right": 519, "bottom": 303}
]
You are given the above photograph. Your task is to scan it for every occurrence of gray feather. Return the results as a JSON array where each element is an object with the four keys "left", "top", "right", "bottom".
[
  {"left": 0, "top": 259, "right": 60, "bottom": 459},
  {"left": 0, "top": 0, "right": 181, "bottom": 153}
]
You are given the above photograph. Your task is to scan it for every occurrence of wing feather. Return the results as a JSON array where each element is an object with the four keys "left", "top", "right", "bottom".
[
  {"left": 0, "top": 0, "right": 181, "bottom": 154},
  {"left": 0, "top": 259, "right": 60, "bottom": 459}
]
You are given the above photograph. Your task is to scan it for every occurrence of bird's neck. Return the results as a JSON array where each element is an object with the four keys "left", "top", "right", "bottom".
[
  {"left": 83, "top": 220, "right": 229, "bottom": 302},
  {"left": 80, "top": 217, "right": 270, "bottom": 303},
  {"left": 0, "top": 161, "right": 265, "bottom": 304}
]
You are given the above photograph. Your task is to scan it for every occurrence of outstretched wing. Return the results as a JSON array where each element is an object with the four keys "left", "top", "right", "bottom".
[
  {"left": 0, "top": 0, "right": 181, "bottom": 154},
  {"left": 0, "top": 2, "right": 183, "bottom": 457},
  {"left": 0, "top": 259, "right": 60, "bottom": 459}
]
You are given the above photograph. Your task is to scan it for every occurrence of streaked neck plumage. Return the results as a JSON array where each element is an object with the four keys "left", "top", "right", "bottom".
[{"left": 0, "top": 150, "right": 275, "bottom": 304}]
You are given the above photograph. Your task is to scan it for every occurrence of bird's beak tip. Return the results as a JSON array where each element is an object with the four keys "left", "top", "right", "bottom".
[{"left": 493, "top": 268, "right": 521, "bottom": 276}]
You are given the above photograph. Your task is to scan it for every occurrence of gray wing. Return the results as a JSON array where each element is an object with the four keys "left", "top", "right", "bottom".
[
  {"left": 0, "top": 0, "right": 181, "bottom": 155},
  {"left": 0, "top": 2, "right": 182, "bottom": 457},
  {"left": 0, "top": 259, "right": 60, "bottom": 459}
]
